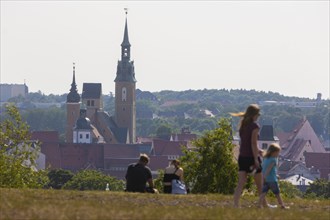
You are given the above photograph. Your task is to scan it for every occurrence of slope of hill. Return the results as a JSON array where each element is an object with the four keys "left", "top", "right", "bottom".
[{"left": 1, "top": 188, "right": 329, "bottom": 220}]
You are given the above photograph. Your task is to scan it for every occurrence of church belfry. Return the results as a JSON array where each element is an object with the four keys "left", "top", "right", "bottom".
[{"left": 114, "top": 10, "right": 136, "bottom": 144}]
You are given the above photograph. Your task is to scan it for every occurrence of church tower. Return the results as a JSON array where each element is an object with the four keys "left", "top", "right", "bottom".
[
  {"left": 114, "top": 11, "right": 137, "bottom": 144},
  {"left": 66, "top": 63, "right": 81, "bottom": 143}
]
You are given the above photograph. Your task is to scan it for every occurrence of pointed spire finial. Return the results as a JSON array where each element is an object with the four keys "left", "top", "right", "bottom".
[
  {"left": 72, "top": 62, "right": 76, "bottom": 84},
  {"left": 121, "top": 8, "right": 131, "bottom": 48}
]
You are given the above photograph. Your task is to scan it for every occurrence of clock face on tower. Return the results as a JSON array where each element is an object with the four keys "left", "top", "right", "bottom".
[{"left": 122, "top": 87, "right": 127, "bottom": 102}]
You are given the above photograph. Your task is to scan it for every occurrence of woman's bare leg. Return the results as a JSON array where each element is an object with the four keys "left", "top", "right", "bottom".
[
  {"left": 254, "top": 173, "right": 268, "bottom": 207},
  {"left": 234, "top": 171, "right": 247, "bottom": 207}
]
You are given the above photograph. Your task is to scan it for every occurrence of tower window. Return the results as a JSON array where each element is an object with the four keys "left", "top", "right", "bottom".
[{"left": 122, "top": 87, "right": 127, "bottom": 102}]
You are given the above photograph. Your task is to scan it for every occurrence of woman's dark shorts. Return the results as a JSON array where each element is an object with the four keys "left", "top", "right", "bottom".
[{"left": 238, "top": 156, "right": 262, "bottom": 173}]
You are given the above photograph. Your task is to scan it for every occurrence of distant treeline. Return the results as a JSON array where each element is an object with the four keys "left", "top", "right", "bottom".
[{"left": 3, "top": 89, "right": 329, "bottom": 141}]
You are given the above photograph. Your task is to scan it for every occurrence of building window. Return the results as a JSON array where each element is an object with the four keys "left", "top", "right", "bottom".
[
  {"left": 87, "top": 100, "right": 90, "bottom": 106},
  {"left": 86, "top": 134, "right": 89, "bottom": 139},
  {"left": 91, "top": 100, "right": 94, "bottom": 106},
  {"left": 79, "top": 134, "right": 83, "bottom": 139},
  {"left": 262, "top": 143, "right": 268, "bottom": 150},
  {"left": 122, "top": 87, "right": 127, "bottom": 102}
]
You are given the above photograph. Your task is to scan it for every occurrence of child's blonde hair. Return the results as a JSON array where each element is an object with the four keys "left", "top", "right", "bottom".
[{"left": 264, "top": 143, "right": 281, "bottom": 158}]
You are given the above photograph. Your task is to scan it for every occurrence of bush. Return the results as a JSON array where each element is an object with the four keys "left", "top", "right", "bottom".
[
  {"left": 63, "top": 169, "right": 125, "bottom": 191},
  {"left": 154, "top": 169, "right": 165, "bottom": 193},
  {"left": 305, "top": 179, "right": 330, "bottom": 199},
  {"left": 47, "top": 169, "right": 74, "bottom": 189}
]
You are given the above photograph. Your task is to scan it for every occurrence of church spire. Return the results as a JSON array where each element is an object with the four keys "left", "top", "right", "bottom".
[
  {"left": 121, "top": 9, "right": 131, "bottom": 60},
  {"left": 67, "top": 62, "right": 80, "bottom": 103}
]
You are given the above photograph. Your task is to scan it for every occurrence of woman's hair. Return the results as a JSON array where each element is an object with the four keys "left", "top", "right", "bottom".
[
  {"left": 264, "top": 143, "right": 281, "bottom": 158},
  {"left": 171, "top": 159, "right": 180, "bottom": 168},
  {"left": 230, "top": 104, "right": 260, "bottom": 130}
]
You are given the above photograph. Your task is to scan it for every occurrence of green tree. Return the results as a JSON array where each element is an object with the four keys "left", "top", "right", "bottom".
[
  {"left": 156, "top": 124, "right": 172, "bottom": 140},
  {"left": 180, "top": 118, "right": 238, "bottom": 194},
  {"left": 0, "top": 105, "right": 48, "bottom": 188},
  {"left": 305, "top": 179, "right": 330, "bottom": 199},
  {"left": 63, "top": 169, "right": 125, "bottom": 191},
  {"left": 47, "top": 169, "right": 74, "bottom": 189},
  {"left": 153, "top": 169, "right": 165, "bottom": 193}
]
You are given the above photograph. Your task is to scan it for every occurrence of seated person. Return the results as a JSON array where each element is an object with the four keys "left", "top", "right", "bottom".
[
  {"left": 125, "top": 154, "right": 155, "bottom": 193},
  {"left": 163, "top": 159, "right": 184, "bottom": 193}
]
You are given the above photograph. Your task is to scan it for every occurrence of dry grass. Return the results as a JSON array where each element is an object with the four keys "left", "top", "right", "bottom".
[{"left": 1, "top": 188, "right": 329, "bottom": 220}]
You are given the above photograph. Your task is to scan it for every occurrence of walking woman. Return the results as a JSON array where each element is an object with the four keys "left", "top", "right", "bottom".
[{"left": 232, "top": 104, "right": 263, "bottom": 207}]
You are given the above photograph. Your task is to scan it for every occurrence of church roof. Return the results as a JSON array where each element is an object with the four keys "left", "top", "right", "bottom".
[
  {"left": 97, "top": 111, "right": 128, "bottom": 144},
  {"left": 76, "top": 117, "right": 92, "bottom": 130},
  {"left": 121, "top": 17, "right": 131, "bottom": 47},
  {"left": 82, "top": 83, "right": 102, "bottom": 99},
  {"left": 67, "top": 65, "right": 80, "bottom": 103}
]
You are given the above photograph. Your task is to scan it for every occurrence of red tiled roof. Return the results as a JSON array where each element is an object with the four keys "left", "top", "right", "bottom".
[
  {"left": 305, "top": 152, "right": 330, "bottom": 179},
  {"left": 153, "top": 139, "right": 187, "bottom": 156},
  {"left": 104, "top": 144, "right": 141, "bottom": 159},
  {"left": 31, "top": 131, "right": 59, "bottom": 143},
  {"left": 282, "top": 139, "right": 308, "bottom": 161},
  {"left": 148, "top": 155, "right": 169, "bottom": 171}
]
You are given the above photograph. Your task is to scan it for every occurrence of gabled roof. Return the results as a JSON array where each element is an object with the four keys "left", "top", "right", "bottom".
[
  {"left": 277, "top": 119, "right": 325, "bottom": 160},
  {"left": 153, "top": 139, "right": 187, "bottom": 156},
  {"left": 82, "top": 83, "right": 102, "bottom": 99},
  {"left": 282, "top": 139, "right": 309, "bottom": 161}
]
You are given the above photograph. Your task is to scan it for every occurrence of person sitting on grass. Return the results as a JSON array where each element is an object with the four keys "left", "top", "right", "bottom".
[
  {"left": 259, "top": 143, "right": 288, "bottom": 209},
  {"left": 163, "top": 159, "right": 184, "bottom": 194},
  {"left": 125, "top": 154, "right": 156, "bottom": 193}
]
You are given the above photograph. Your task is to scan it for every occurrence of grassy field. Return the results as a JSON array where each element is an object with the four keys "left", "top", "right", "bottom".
[{"left": 1, "top": 188, "right": 329, "bottom": 220}]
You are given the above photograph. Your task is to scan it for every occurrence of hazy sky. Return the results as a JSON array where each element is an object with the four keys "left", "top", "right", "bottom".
[{"left": 1, "top": 1, "right": 329, "bottom": 99}]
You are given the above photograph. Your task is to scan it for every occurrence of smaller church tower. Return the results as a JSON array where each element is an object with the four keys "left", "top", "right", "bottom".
[
  {"left": 73, "top": 109, "right": 92, "bottom": 144},
  {"left": 114, "top": 10, "right": 137, "bottom": 144},
  {"left": 66, "top": 63, "right": 81, "bottom": 143}
]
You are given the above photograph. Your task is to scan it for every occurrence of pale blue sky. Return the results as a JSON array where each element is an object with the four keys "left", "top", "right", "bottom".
[{"left": 1, "top": 1, "right": 329, "bottom": 99}]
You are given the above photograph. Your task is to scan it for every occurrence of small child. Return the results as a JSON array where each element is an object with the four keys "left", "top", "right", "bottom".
[{"left": 259, "top": 143, "right": 288, "bottom": 209}]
